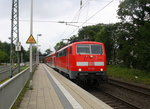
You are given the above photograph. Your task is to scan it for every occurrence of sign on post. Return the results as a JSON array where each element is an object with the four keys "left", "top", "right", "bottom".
[
  {"left": 26, "top": 35, "right": 36, "bottom": 44},
  {"left": 15, "top": 42, "right": 21, "bottom": 51}
]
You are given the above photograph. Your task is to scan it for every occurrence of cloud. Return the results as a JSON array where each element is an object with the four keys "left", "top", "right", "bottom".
[
  {"left": 0, "top": 0, "right": 120, "bottom": 53},
  {"left": 19, "top": 0, "right": 79, "bottom": 19},
  {"left": 0, "top": 0, "right": 11, "bottom": 19}
]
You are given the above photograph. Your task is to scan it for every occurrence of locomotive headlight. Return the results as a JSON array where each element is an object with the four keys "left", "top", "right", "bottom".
[
  {"left": 90, "top": 55, "right": 93, "bottom": 58},
  {"left": 78, "top": 68, "right": 82, "bottom": 71},
  {"left": 100, "top": 68, "right": 103, "bottom": 71}
]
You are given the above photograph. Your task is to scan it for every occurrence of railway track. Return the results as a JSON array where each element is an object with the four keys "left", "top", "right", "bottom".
[
  {"left": 0, "top": 66, "right": 10, "bottom": 72},
  {"left": 49, "top": 65, "right": 150, "bottom": 109},
  {"left": 88, "top": 89, "right": 137, "bottom": 109},
  {"left": 86, "top": 77, "right": 150, "bottom": 109},
  {"left": 0, "top": 66, "right": 19, "bottom": 82}
]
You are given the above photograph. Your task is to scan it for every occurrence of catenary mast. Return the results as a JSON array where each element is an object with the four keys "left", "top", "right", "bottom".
[{"left": 10, "top": 0, "right": 20, "bottom": 77}]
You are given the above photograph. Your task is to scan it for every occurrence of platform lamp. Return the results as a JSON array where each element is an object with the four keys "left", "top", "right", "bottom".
[{"left": 36, "top": 34, "right": 42, "bottom": 65}]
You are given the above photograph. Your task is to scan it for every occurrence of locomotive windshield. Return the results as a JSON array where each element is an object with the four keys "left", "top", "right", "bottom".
[{"left": 77, "top": 44, "right": 103, "bottom": 54}]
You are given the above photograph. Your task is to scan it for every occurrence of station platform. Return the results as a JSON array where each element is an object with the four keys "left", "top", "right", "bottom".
[{"left": 19, "top": 64, "right": 113, "bottom": 109}]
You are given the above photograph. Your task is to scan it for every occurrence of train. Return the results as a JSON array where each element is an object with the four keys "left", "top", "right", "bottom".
[{"left": 45, "top": 41, "right": 107, "bottom": 85}]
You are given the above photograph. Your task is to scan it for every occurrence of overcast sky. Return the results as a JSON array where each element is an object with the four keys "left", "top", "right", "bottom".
[{"left": 0, "top": 0, "right": 120, "bottom": 53}]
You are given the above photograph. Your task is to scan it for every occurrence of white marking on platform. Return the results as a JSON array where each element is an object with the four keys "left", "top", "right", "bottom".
[{"left": 44, "top": 65, "right": 83, "bottom": 109}]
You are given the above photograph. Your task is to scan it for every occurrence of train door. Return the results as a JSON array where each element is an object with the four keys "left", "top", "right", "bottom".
[
  {"left": 53, "top": 56, "right": 56, "bottom": 67},
  {"left": 52, "top": 56, "right": 54, "bottom": 67},
  {"left": 66, "top": 47, "right": 71, "bottom": 71},
  {"left": 68, "top": 46, "right": 72, "bottom": 71},
  {"left": 66, "top": 47, "right": 69, "bottom": 71}
]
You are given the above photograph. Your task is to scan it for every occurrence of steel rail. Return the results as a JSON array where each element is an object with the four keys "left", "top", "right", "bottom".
[{"left": 99, "top": 77, "right": 150, "bottom": 109}]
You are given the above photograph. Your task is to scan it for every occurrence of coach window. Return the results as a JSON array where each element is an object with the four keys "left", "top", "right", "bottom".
[
  {"left": 56, "top": 53, "right": 59, "bottom": 57},
  {"left": 64, "top": 48, "right": 67, "bottom": 56},
  {"left": 60, "top": 51, "right": 63, "bottom": 57},
  {"left": 63, "top": 49, "right": 67, "bottom": 56},
  {"left": 70, "top": 47, "right": 72, "bottom": 54},
  {"left": 61, "top": 51, "right": 63, "bottom": 57},
  {"left": 58, "top": 52, "right": 61, "bottom": 57}
]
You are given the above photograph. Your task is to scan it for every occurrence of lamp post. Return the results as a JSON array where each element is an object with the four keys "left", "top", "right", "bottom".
[
  {"left": 36, "top": 34, "right": 42, "bottom": 65},
  {"left": 29, "top": 0, "right": 33, "bottom": 74},
  {"left": 29, "top": 0, "right": 33, "bottom": 90}
]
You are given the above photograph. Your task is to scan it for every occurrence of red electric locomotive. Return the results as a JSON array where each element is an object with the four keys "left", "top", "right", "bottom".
[{"left": 45, "top": 41, "right": 107, "bottom": 83}]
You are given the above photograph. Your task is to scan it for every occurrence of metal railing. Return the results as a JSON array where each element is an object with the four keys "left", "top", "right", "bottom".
[
  {"left": 0, "top": 64, "right": 36, "bottom": 109},
  {"left": 0, "top": 67, "right": 19, "bottom": 82}
]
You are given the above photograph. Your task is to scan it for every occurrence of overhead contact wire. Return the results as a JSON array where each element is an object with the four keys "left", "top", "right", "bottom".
[{"left": 66, "top": 0, "right": 114, "bottom": 38}]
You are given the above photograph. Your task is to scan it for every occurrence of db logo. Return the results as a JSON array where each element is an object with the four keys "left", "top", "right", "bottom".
[{"left": 88, "top": 62, "right": 94, "bottom": 66}]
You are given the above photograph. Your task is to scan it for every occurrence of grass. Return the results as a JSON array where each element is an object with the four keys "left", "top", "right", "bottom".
[
  {"left": 20, "top": 65, "right": 29, "bottom": 71},
  {"left": 0, "top": 78, "right": 9, "bottom": 84},
  {"left": 107, "top": 65, "right": 150, "bottom": 85}
]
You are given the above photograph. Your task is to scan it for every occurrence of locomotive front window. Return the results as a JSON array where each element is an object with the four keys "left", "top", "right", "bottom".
[
  {"left": 77, "top": 44, "right": 103, "bottom": 54},
  {"left": 77, "top": 45, "right": 90, "bottom": 54},
  {"left": 91, "top": 45, "right": 103, "bottom": 54}
]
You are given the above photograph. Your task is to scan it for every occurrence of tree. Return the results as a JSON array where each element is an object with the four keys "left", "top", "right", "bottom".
[
  {"left": 134, "top": 22, "right": 150, "bottom": 70},
  {"left": 0, "top": 50, "right": 9, "bottom": 63},
  {"left": 95, "top": 24, "right": 117, "bottom": 64},
  {"left": 21, "top": 46, "right": 29, "bottom": 62},
  {"left": 0, "top": 41, "right": 10, "bottom": 57},
  {"left": 68, "top": 35, "right": 79, "bottom": 43},
  {"left": 117, "top": 0, "right": 150, "bottom": 70},
  {"left": 54, "top": 41, "right": 66, "bottom": 51},
  {"left": 118, "top": 0, "right": 150, "bottom": 26},
  {"left": 78, "top": 24, "right": 104, "bottom": 41},
  {"left": 45, "top": 49, "right": 52, "bottom": 55},
  {"left": 0, "top": 41, "right": 10, "bottom": 63}
]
